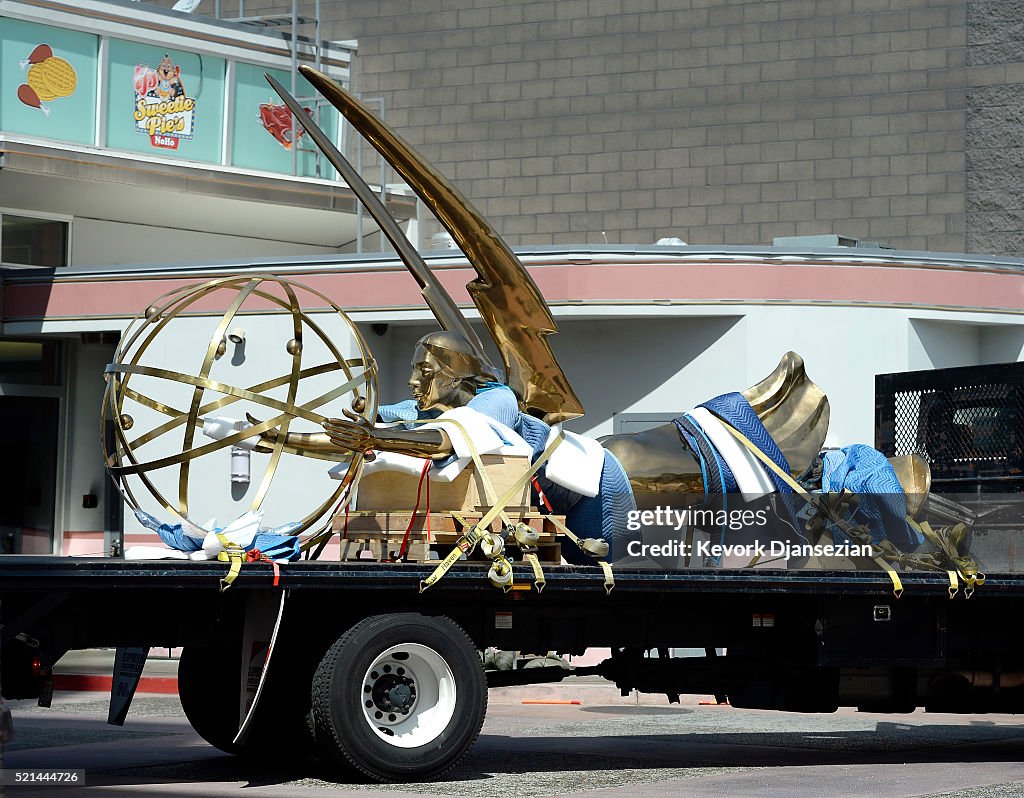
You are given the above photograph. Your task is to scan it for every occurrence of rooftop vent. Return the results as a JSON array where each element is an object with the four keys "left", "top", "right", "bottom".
[
  {"left": 772, "top": 234, "right": 893, "bottom": 249},
  {"left": 430, "top": 231, "right": 457, "bottom": 250}
]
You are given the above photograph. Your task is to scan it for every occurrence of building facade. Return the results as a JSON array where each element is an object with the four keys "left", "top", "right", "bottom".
[
  {"left": 4, "top": 0, "right": 1024, "bottom": 558},
  {"left": 194, "top": 0, "right": 1023, "bottom": 255},
  {"left": 5, "top": 243, "right": 1024, "bottom": 556},
  {"left": 0, "top": 0, "right": 418, "bottom": 554}
]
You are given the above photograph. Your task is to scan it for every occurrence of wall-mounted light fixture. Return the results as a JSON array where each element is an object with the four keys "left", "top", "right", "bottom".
[
  {"left": 230, "top": 418, "right": 250, "bottom": 484},
  {"left": 228, "top": 328, "right": 246, "bottom": 345}
]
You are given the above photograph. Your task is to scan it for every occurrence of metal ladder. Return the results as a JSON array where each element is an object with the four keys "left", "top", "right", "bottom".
[{"left": 212, "top": 0, "right": 393, "bottom": 253}]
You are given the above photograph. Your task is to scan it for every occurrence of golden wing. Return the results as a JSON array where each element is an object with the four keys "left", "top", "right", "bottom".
[{"left": 299, "top": 65, "right": 583, "bottom": 424}]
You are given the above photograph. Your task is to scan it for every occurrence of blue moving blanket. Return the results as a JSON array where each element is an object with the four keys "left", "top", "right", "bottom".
[{"left": 821, "top": 445, "right": 923, "bottom": 549}]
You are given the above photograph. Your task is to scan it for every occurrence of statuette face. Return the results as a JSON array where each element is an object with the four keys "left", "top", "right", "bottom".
[
  {"left": 409, "top": 346, "right": 452, "bottom": 412},
  {"left": 407, "top": 332, "right": 492, "bottom": 413}
]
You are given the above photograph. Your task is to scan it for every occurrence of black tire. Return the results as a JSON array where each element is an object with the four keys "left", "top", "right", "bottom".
[
  {"left": 178, "top": 644, "right": 244, "bottom": 755},
  {"left": 178, "top": 644, "right": 315, "bottom": 759},
  {"left": 311, "top": 613, "right": 487, "bottom": 782}
]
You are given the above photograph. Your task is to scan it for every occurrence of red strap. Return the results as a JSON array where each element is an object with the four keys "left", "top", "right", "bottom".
[
  {"left": 245, "top": 549, "right": 281, "bottom": 587},
  {"left": 425, "top": 469, "right": 431, "bottom": 542},
  {"left": 532, "top": 476, "right": 553, "bottom": 512},
  {"left": 396, "top": 461, "right": 431, "bottom": 561}
]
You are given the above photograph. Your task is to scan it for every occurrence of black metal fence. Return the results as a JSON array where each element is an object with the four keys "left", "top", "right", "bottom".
[{"left": 876, "top": 361, "right": 1024, "bottom": 493}]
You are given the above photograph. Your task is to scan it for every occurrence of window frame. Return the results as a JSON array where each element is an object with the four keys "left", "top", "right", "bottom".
[
  {"left": 0, "top": 335, "right": 69, "bottom": 556},
  {"left": 0, "top": 207, "right": 73, "bottom": 269}
]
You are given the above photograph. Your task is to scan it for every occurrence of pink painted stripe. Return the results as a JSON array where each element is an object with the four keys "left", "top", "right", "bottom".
[
  {"left": 530, "top": 262, "right": 1024, "bottom": 310},
  {"left": 54, "top": 674, "right": 178, "bottom": 694},
  {"left": 3, "top": 268, "right": 477, "bottom": 320},
  {"left": 62, "top": 531, "right": 155, "bottom": 556},
  {"left": 6, "top": 261, "right": 1024, "bottom": 320}
]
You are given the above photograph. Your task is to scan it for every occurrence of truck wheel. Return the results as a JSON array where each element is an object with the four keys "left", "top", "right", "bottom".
[
  {"left": 311, "top": 613, "right": 486, "bottom": 782},
  {"left": 178, "top": 645, "right": 242, "bottom": 755}
]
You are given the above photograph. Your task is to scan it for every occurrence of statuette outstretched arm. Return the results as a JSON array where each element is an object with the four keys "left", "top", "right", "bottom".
[{"left": 322, "top": 409, "right": 454, "bottom": 460}]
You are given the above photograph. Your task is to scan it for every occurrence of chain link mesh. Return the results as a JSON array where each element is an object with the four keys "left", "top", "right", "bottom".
[{"left": 877, "top": 364, "right": 1024, "bottom": 491}]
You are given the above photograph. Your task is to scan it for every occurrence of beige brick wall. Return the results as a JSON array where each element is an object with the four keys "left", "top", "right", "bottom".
[
  {"left": 184, "top": 1, "right": 1023, "bottom": 256},
  {"left": 966, "top": 0, "right": 1024, "bottom": 255}
]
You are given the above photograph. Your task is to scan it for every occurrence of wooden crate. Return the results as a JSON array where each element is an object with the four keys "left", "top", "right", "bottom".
[
  {"left": 332, "top": 510, "right": 564, "bottom": 564},
  {"left": 336, "top": 538, "right": 431, "bottom": 562},
  {"left": 354, "top": 454, "right": 532, "bottom": 513}
]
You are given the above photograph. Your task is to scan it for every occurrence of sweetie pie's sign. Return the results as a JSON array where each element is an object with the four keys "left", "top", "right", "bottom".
[{"left": 133, "top": 54, "right": 195, "bottom": 150}]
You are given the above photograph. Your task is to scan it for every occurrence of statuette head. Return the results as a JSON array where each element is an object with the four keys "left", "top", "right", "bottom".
[{"left": 408, "top": 331, "right": 497, "bottom": 412}]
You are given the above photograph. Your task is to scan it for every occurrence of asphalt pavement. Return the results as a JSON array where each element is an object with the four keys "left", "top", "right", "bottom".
[{"left": 5, "top": 676, "right": 1024, "bottom": 797}]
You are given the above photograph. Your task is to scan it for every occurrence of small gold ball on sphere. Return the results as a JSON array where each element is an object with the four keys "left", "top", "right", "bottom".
[
  {"left": 286, "top": 339, "right": 302, "bottom": 356},
  {"left": 120, "top": 413, "right": 134, "bottom": 430},
  {"left": 351, "top": 396, "right": 367, "bottom": 414},
  {"left": 145, "top": 305, "right": 160, "bottom": 321}
]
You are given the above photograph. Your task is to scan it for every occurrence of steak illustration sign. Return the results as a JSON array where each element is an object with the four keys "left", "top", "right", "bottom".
[{"left": 133, "top": 54, "right": 195, "bottom": 149}]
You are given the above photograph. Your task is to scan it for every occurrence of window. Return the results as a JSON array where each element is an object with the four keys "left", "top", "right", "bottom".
[
  {"left": 0, "top": 339, "right": 62, "bottom": 385},
  {"left": 1, "top": 213, "right": 69, "bottom": 268}
]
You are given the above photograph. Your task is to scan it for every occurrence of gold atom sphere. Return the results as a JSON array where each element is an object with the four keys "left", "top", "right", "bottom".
[{"left": 101, "top": 274, "right": 379, "bottom": 535}]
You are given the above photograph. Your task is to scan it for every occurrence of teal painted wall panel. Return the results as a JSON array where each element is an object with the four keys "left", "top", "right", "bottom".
[
  {"left": 106, "top": 39, "right": 224, "bottom": 162},
  {"left": 0, "top": 18, "right": 97, "bottom": 145},
  {"left": 231, "top": 62, "right": 337, "bottom": 179}
]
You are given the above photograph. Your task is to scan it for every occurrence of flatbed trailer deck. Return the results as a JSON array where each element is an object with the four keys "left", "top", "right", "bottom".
[{"left": 4, "top": 556, "right": 1024, "bottom": 781}]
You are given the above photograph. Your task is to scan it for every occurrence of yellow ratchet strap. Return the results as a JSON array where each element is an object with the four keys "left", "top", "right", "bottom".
[
  {"left": 720, "top": 421, "right": 904, "bottom": 599},
  {"left": 544, "top": 512, "right": 615, "bottom": 594},
  {"left": 418, "top": 528, "right": 481, "bottom": 594},
  {"left": 908, "top": 518, "right": 983, "bottom": 595},
  {"left": 216, "top": 533, "right": 245, "bottom": 592},
  {"left": 947, "top": 569, "right": 959, "bottom": 599},
  {"left": 419, "top": 429, "right": 565, "bottom": 592},
  {"left": 525, "top": 552, "right": 546, "bottom": 593},
  {"left": 489, "top": 554, "right": 515, "bottom": 592}
]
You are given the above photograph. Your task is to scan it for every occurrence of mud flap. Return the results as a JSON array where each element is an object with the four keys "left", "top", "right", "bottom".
[
  {"left": 107, "top": 647, "right": 149, "bottom": 726},
  {"left": 0, "top": 699, "right": 14, "bottom": 744},
  {"left": 232, "top": 589, "right": 288, "bottom": 746}
]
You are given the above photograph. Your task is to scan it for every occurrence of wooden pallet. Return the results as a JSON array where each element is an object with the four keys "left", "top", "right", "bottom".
[{"left": 332, "top": 510, "right": 564, "bottom": 564}]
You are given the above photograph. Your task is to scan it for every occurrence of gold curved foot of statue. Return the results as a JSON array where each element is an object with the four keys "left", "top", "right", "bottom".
[{"left": 601, "top": 351, "right": 830, "bottom": 508}]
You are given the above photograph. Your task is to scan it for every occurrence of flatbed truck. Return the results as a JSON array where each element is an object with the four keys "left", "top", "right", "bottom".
[{"left": 3, "top": 360, "right": 1024, "bottom": 782}]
